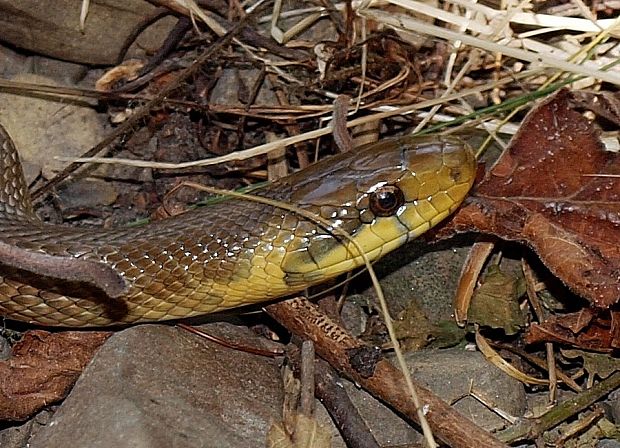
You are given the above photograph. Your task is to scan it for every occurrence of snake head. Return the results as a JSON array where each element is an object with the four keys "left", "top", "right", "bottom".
[{"left": 281, "top": 135, "right": 477, "bottom": 285}]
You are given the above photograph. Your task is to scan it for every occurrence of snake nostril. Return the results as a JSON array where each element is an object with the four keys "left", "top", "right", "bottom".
[{"left": 450, "top": 167, "right": 464, "bottom": 182}]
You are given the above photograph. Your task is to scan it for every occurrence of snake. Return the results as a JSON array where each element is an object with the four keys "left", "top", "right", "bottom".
[{"left": 0, "top": 123, "right": 476, "bottom": 327}]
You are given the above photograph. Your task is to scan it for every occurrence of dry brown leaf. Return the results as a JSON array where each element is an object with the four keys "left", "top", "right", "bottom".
[
  {"left": 524, "top": 309, "right": 620, "bottom": 351},
  {"left": 0, "top": 330, "right": 110, "bottom": 420},
  {"left": 440, "top": 88, "right": 620, "bottom": 308}
]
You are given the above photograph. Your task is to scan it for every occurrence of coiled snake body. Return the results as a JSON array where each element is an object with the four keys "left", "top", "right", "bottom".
[{"left": 0, "top": 125, "right": 476, "bottom": 326}]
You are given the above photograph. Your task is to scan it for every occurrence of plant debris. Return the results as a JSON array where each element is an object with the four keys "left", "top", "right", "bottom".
[
  {"left": 443, "top": 89, "right": 620, "bottom": 309},
  {"left": 0, "top": 331, "right": 110, "bottom": 421},
  {"left": 0, "top": 0, "right": 618, "bottom": 446}
]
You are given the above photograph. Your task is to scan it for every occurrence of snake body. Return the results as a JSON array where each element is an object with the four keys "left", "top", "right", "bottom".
[{"left": 0, "top": 124, "right": 475, "bottom": 326}]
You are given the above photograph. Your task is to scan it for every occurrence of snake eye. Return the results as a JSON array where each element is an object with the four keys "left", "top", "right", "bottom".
[{"left": 369, "top": 185, "right": 405, "bottom": 217}]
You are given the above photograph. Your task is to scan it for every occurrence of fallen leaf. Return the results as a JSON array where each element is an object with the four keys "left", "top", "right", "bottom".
[
  {"left": 468, "top": 265, "right": 526, "bottom": 335},
  {"left": 523, "top": 309, "right": 620, "bottom": 351},
  {"left": 0, "top": 330, "right": 110, "bottom": 420},
  {"left": 441, "top": 88, "right": 620, "bottom": 308},
  {"left": 392, "top": 301, "right": 466, "bottom": 350}
]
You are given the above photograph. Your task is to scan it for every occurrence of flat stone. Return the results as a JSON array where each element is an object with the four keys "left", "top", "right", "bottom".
[
  {"left": 606, "top": 388, "right": 620, "bottom": 424},
  {"left": 0, "top": 73, "right": 107, "bottom": 183},
  {"left": 57, "top": 178, "right": 118, "bottom": 209},
  {"left": 210, "top": 69, "right": 278, "bottom": 107},
  {"left": 0, "top": 46, "right": 32, "bottom": 79},
  {"left": 0, "top": 1, "right": 175, "bottom": 65},
  {"left": 30, "top": 56, "right": 88, "bottom": 85},
  {"left": 0, "top": 410, "right": 52, "bottom": 448},
  {"left": 28, "top": 323, "right": 284, "bottom": 448},
  {"left": 340, "top": 382, "right": 422, "bottom": 446},
  {"left": 404, "top": 347, "right": 526, "bottom": 431},
  {"left": 363, "top": 239, "right": 473, "bottom": 323},
  {"left": 4, "top": 328, "right": 526, "bottom": 447},
  {"left": 329, "top": 347, "right": 527, "bottom": 447}
]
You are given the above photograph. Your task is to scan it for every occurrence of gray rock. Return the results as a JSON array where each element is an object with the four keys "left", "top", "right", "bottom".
[
  {"left": 28, "top": 323, "right": 284, "bottom": 448},
  {"left": 210, "top": 69, "right": 278, "bottom": 107},
  {"left": 0, "top": 46, "right": 32, "bottom": 79},
  {"left": 328, "top": 347, "right": 527, "bottom": 447},
  {"left": 0, "top": 410, "right": 52, "bottom": 448},
  {"left": 607, "top": 388, "right": 620, "bottom": 424},
  {"left": 56, "top": 178, "right": 119, "bottom": 210},
  {"left": 31, "top": 56, "right": 88, "bottom": 85},
  {"left": 340, "top": 381, "right": 423, "bottom": 446},
  {"left": 364, "top": 239, "right": 473, "bottom": 322},
  {"left": 0, "top": 1, "right": 176, "bottom": 65},
  {"left": 4, "top": 327, "right": 526, "bottom": 448},
  {"left": 0, "top": 73, "right": 107, "bottom": 183},
  {"left": 0, "top": 335, "right": 11, "bottom": 361},
  {"left": 599, "top": 440, "right": 620, "bottom": 448},
  {"left": 404, "top": 347, "right": 526, "bottom": 432}
]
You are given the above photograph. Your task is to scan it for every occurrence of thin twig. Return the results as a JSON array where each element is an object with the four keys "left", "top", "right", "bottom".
[
  {"left": 177, "top": 323, "right": 284, "bottom": 357},
  {"left": 522, "top": 259, "right": 558, "bottom": 404},
  {"left": 299, "top": 340, "right": 316, "bottom": 416},
  {"left": 332, "top": 95, "right": 354, "bottom": 153}
]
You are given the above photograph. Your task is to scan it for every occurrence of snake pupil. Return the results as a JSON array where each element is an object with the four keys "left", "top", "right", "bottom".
[{"left": 369, "top": 185, "right": 405, "bottom": 217}]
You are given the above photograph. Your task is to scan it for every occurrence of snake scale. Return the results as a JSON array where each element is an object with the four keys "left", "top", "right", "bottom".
[{"left": 0, "top": 124, "right": 476, "bottom": 326}]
